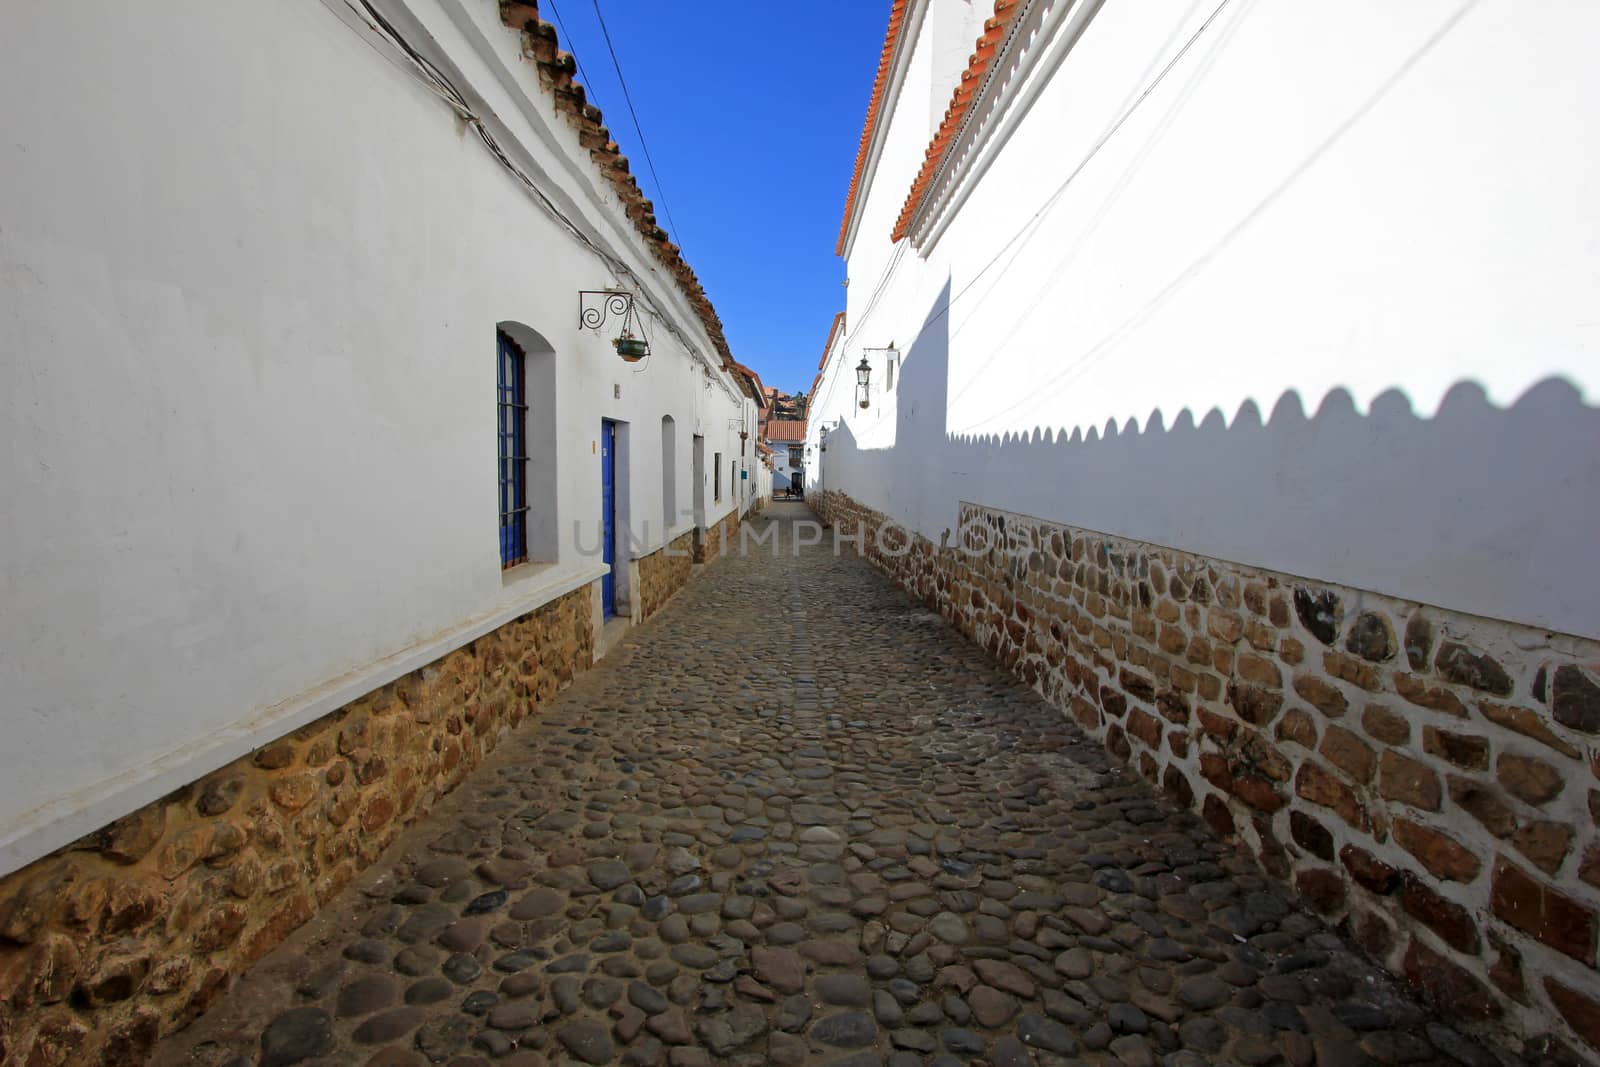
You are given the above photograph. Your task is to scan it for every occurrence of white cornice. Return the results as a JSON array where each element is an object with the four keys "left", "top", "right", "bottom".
[{"left": 910, "top": 0, "right": 1105, "bottom": 253}]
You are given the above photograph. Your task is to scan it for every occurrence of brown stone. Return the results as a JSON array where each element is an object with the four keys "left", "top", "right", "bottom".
[
  {"left": 79, "top": 950, "right": 151, "bottom": 1007},
  {"left": 1126, "top": 708, "right": 1162, "bottom": 749},
  {"left": 5, "top": 934, "right": 81, "bottom": 1007},
  {"left": 1485, "top": 933, "right": 1526, "bottom": 1002},
  {"left": 1207, "top": 610, "right": 1243, "bottom": 644},
  {"left": 1340, "top": 845, "right": 1400, "bottom": 895},
  {"left": 1551, "top": 664, "right": 1600, "bottom": 734},
  {"left": 1197, "top": 708, "right": 1236, "bottom": 741},
  {"left": 1276, "top": 708, "right": 1317, "bottom": 749},
  {"left": 252, "top": 743, "right": 297, "bottom": 770},
  {"left": 1360, "top": 703, "right": 1409, "bottom": 745},
  {"left": 1403, "top": 614, "right": 1434, "bottom": 671},
  {"left": 156, "top": 824, "right": 215, "bottom": 881},
  {"left": 1447, "top": 776, "right": 1516, "bottom": 837},
  {"left": 1434, "top": 642, "right": 1513, "bottom": 696},
  {"left": 1289, "top": 811, "right": 1335, "bottom": 861},
  {"left": 1295, "top": 868, "right": 1346, "bottom": 914},
  {"left": 1293, "top": 675, "right": 1348, "bottom": 718},
  {"left": 1352, "top": 909, "right": 1395, "bottom": 960},
  {"left": 1378, "top": 751, "right": 1441, "bottom": 811},
  {"left": 196, "top": 777, "right": 244, "bottom": 817},
  {"left": 23, "top": 1012, "right": 89, "bottom": 1067},
  {"left": 1478, "top": 701, "right": 1580, "bottom": 758},
  {"left": 1228, "top": 683, "right": 1283, "bottom": 726},
  {"left": 1201, "top": 793, "right": 1233, "bottom": 836},
  {"left": 1296, "top": 762, "right": 1367, "bottom": 830},
  {"left": 1162, "top": 765, "right": 1193, "bottom": 809},
  {"left": 1399, "top": 873, "right": 1478, "bottom": 952},
  {"left": 1105, "top": 723, "right": 1130, "bottom": 761},
  {"left": 1323, "top": 651, "right": 1382, "bottom": 692},
  {"left": 1237, "top": 653, "right": 1281, "bottom": 687},
  {"left": 1392, "top": 819, "right": 1480, "bottom": 882},
  {"left": 361, "top": 794, "right": 397, "bottom": 834},
  {"left": 1581, "top": 845, "right": 1600, "bottom": 890},
  {"left": 1393, "top": 673, "right": 1466, "bottom": 717},
  {"left": 1496, "top": 752, "right": 1563, "bottom": 806},
  {"left": 1345, "top": 612, "right": 1397, "bottom": 663},
  {"left": 94, "top": 807, "right": 169, "bottom": 865},
  {"left": 1544, "top": 977, "right": 1600, "bottom": 1052},
  {"left": 1490, "top": 857, "right": 1597, "bottom": 963},
  {"left": 1510, "top": 821, "right": 1572, "bottom": 875},
  {"left": 269, "top": 773, "right": 321, "bottom": 813},
  {"left": 1422, "top": 726, "right": 1489, "bottom": 771},
  {"left": 1400, "top": 939, "right": 1499, "bottom": 1019},
  {"left": 1319, "top": 726, "right": 1376, "bottom": 784}
]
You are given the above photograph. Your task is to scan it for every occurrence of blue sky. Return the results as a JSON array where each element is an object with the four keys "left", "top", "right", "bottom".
[{"left": 544, "top": 0, "right": 889, "bottom": 395}]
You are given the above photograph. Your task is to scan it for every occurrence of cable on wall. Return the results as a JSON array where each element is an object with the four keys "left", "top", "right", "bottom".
[{"left": 323, "top": 0, "right": 741, "bottom": 405}]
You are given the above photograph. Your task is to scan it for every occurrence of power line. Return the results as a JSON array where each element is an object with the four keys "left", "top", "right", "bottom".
[
  {"left": 330, "top": 0, "right": 740, "bottom": 404},
  {"left": 820, "top": 0, "right": 1238, "bottom": 427},
  {"left": 588, "top": 0, "right": 689, "bottom": 256},
  {"left": 543, "top": 0, "right": 602, "bottom": 106}
]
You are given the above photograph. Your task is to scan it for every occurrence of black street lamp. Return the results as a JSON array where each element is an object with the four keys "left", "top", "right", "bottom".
[{"left": 856, "top": 355, "right": 872, "bottom": 409}]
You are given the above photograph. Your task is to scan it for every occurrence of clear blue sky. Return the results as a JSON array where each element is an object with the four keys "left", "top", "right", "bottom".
[{"left": 543, "top": 0, "right": 890, "bottom": 395}]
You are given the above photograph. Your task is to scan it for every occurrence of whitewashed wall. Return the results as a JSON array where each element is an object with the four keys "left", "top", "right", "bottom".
[
  {"left": 0, "top": 0, "right": 753, "bottom": 873},
  {"left": 814, "top": 0, "right": 1600, "bottom": 640}
]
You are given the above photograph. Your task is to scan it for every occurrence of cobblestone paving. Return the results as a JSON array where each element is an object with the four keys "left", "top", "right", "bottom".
[{"left": 154, "top": 504, "right": 1506, "bottom": 1067}]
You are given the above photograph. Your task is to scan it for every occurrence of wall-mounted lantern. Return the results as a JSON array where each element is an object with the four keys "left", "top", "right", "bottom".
[
  {"left": 579, "top": 289, "right": 650, "bottom": 362},
  {"left": 856, "top": 355, "right": 872, "bottom": 409}
]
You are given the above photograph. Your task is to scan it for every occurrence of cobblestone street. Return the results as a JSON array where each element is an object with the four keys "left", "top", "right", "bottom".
[{"left": 153, "top": 504, "right": 1500, "bottom": 1067}]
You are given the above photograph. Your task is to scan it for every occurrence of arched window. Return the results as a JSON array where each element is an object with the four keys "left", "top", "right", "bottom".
[
  {"left": 661, "top": 415, "right": 677, "bottom": 536},
  {"left": 495, "top": 322, "right": 558, "bottom": 567},
  {"left": 497, "top": 329, "right": 528, "bottom": 567}
]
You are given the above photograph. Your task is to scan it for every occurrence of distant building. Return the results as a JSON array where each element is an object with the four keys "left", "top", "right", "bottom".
[{"left": 762, "top": 419, "right": 808, "bottom": 495}]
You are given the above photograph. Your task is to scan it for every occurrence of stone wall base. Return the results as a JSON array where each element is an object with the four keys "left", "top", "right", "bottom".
[
  {"left": 813, "top": 489, "right": 1600, "bottom": 1060},
  {"left": 693, "top": 509, "right": 742, "bottom": 564},
  {"left": 0, "top": 584, "right": 596, "bottom": 1066},
  {"left": 638, "top": 530, "right": 695, "bottom": 620}
]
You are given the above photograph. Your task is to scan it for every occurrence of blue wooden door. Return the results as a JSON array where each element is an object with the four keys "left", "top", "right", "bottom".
[{"left": 600, "top": 421, "right": 616, "bottom": 618}]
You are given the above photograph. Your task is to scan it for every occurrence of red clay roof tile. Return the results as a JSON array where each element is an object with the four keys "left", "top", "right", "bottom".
[
  {"left": 836, "top": 0, "right": 914, "bottom": 257},
  {"left": 890, "top": 0, "right": 1021, "bottom": 243},
  {"left": 763, "top": 420, "right": 808, "bottom": 443},
  {"left": 497, "top": 2, "right": 752, "bottom": 394}
]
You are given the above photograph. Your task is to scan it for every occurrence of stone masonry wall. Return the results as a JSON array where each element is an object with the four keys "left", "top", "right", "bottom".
[
  {"left": 0, "top": 584, "right": 595, "bottom": 1066},
  {"left": 813, "top": 489, "right": 1600, "bottom": 1059},
  {"left": 638, "top": 531, "right": 695, "bottom": 620},
  {"left": 692, "top": 509, "right": 742, "bottom": 564}
]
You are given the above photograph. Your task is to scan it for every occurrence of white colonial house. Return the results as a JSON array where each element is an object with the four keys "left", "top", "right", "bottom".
[
  {"left": 0, "top": 1, "right": 767, "bottom": 1059},
  {"left": 762, "top": 418, "right": 809, "bottom": 497},
  {"left": 809, "top": 0, "right": 1600, "bottom": 1055}
]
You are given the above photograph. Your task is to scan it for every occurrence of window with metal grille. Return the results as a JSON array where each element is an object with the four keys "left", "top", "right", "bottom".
[
  {"left": 714, "top": 452, "right": 723, "bottom": 502},
  {"left": 497, "top": 330, "right": 529, "bottom": 568}
]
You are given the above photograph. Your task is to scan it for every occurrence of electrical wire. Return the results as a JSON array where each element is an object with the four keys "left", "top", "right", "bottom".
[
  {"left": 588, "top": 0, "right": 689, "bottom": 257},
  {"left": 332, "top": 0, "right": 740, "bottom": 404},
  {"left": 543, "top": 0, "right": 603, "bottom": 106},
  {"left": 817, "top": 0, "right": 1237, "bottom": 426}
]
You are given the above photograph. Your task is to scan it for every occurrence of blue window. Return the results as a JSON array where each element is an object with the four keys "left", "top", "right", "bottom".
[{"left": 497, "top": 330, "right": 528, "bottom": 567}]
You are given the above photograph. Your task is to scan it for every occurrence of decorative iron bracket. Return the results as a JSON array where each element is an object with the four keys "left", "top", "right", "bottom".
[{"left": 578, "top": 289, "right": 649, "bottom": 361}]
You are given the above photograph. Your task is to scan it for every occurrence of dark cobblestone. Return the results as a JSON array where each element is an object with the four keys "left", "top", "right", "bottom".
[{"left": 151, "top": 506, "right": 1496, "bottom": 1066}]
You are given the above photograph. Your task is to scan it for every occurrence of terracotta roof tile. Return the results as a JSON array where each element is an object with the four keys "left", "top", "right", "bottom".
[
  {"left": 836, "top": 0, "right": 913, "bottom": 256},
  {"left": 763, "top": 420, "right": 808, "bottom": 443},
  {"left": 890, "top": 0, "right": 1021, "bottom": 243},
  {"left": 497, "top": 2, "right": 747, "bottom": 388},
  {"left": 819, "top": 310, "right": 847, "bottom": 370}
]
